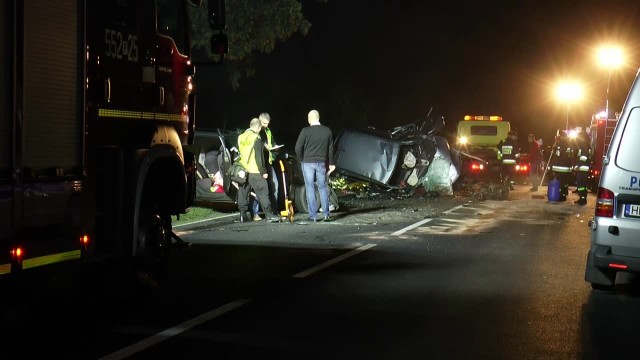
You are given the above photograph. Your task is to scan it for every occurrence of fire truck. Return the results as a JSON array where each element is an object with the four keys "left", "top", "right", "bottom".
[
  {"left": 588, "top": 111, "right": 618, "bottom": 192},
  {"left": 0, "top": 1, "right": 226, "bottom": 281}
]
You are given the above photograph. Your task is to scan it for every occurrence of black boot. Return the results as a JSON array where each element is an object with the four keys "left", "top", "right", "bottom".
[{"left": 240, "top": 211, "right": 252, "bottom": 222}]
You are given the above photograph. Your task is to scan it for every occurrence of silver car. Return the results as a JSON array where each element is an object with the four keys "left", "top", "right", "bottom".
[{"left": 585, "top": 70, "right": 640, "bottom": 291}]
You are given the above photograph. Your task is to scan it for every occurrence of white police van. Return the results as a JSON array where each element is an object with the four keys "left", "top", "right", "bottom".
[{"left": 585, "top": 68, "right": 640, "bottom": 290}]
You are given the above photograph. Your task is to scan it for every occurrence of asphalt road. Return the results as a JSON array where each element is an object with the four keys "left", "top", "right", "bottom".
[{"left": 2, "top": 185, "right": 640, "bottom": 359}]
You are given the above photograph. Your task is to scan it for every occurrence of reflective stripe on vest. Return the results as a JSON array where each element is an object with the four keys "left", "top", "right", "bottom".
[
  {"left": 551, "top": 165, "right": 572, "bottom": 173},
  {"left": 264, "top": 127, "right": 275, "bottom": 163},
  {"left": 502, "top": 159, "right": 516, "bottom": 165},
  {"left": 577, "top": 165, "right": 590, "bottom": 172}
]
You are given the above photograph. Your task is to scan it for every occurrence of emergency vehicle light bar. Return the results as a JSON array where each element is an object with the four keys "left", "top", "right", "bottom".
[{"left": 463, "top": 115, "right": 503, "bottom": 121}]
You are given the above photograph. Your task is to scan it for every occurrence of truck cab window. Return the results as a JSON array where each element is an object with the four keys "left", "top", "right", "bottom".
[{"left": 157, "top": 0, "right": 187, "bottom": 54}]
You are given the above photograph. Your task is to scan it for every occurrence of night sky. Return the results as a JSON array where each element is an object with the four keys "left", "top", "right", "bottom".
[{"left": 196, "top": 0, "right": 640, "bottom": 149}]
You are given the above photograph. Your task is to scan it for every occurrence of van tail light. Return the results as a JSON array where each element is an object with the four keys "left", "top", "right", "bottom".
[{"left": 595, "top": 187, "right": 615, "bottom": 217}]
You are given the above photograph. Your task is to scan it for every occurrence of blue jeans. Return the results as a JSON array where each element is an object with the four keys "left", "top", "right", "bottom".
[{"left": 301, "top": 162, "right": 329, "bottom": 219}]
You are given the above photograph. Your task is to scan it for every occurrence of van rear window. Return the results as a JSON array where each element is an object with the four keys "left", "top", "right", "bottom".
[
  {"left": 470, "top": 126, "right": 498, "bottom": 136},
  {"left": 617, "top": 108, "right": 640, "bottom": 172}
]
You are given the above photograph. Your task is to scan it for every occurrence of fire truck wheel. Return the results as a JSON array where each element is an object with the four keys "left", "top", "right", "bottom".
[{"left": 135, "top": 203, "right": 171, "bottom": 286}]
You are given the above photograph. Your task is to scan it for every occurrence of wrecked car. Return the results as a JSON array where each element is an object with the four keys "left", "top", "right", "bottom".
[
  {"left": 185, "top": 129, "right": 239, "bottom": 211},
  {"left": 333, "top": 109, "right": 461, "bottom": 195}
]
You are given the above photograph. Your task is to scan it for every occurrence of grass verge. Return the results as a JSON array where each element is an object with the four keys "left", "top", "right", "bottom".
[{"left": 172, "top": 206, "right": 232, "bottom": 227}]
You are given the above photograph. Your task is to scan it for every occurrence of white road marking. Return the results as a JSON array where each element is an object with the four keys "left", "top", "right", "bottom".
[
  {"left": 100, "top": 243, "right": 378, "bottom": 357},
  {"left": 292, "top": 243, "right": 377, "bottom": 278},
  {"left": 391, "top": 218, "right": 433, "bottom": 236},
  {"left": 442, "top": 205, "right": 464, "bottom": 214},
  {"left": 99, "top": 299, "right": 251, "bottom": 360}
]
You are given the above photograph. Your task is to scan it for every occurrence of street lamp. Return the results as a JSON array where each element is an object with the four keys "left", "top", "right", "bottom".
[
  {"left": 555, "top": 81, "right": 583, "bottom": 130},
  {"left": 597, "top": 46, "right": 624, "bottom": 119}
]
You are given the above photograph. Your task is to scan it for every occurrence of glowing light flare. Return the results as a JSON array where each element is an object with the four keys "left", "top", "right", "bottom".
[
  {"left": 597, "top": 46, "right": 624, "bottom": 69},
  {"left": 458, "top": 136, "right": 468, "bottom": 145},
  {"left": 80, "top": 235, "right": 90, "bottom": 245},
  {"left": 11, "top": 247, "right": 23, "bottom": 259},
  {"left": 595, "top": 111, "right": 608, "bottom": 120},
  {"left": 463, "top": 115, "right": 503, "bottom": 121},
  {"left": 555, "top": 81, "right": 584, "bottom": 103},
  {"left": 470, "top": 163, "right": 485, "bottom": 171}
]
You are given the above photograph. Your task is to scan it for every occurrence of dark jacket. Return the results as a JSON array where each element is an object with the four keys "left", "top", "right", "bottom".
[
  {"left": 551, "top": 134, "right": 572, "bottom": 168},
  {"left": 295, "top": 124, "right": 334, "bottom": 165},
  {"left": 529, "top": 140, "right": 542, "bottom": 162},
  {"left": 498, "top": 136, "right": 518, "bottom": 162}
]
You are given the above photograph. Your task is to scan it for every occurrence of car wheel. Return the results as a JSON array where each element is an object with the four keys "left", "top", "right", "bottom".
[
  {"left": 496, "top": 186, "right": 509, "bottom": 200},
  {"left": 292, "top": 184, "right": 338, "bottom": 214},
  {"left": 292, "top": 184, "right": 309, "bottom": 213}
]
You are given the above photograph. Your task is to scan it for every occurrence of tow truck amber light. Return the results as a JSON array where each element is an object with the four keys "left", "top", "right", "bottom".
[
  {"left": 609, "top": 263, "right": 628, "bottom": 270},
  {"left": 595, "top": 187, "right": 615, "bottom": 217},
  {"left": 463, "top": 115, "right": 503, "bottom": 121}
]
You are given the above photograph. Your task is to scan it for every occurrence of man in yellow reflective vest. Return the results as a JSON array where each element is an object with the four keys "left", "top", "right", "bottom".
[
  {"left": 251, "top": 112, "right": 280, "bottom": 220},
  {"left": 237, "top": 118, "right": 280, "bottom": 222}
]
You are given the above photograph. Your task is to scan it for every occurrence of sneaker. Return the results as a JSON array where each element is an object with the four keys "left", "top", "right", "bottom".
[
  {"left": 307, "top": 217, "right": 319, "bottom": 223},
  {"left": 574, "top": 200, "right": 587, "bottom": 206},
  {"left": 267, "top": 214, "right": 281, "bottom": 222},
  {"left": 323, "top": 216, "right": 331, "bottom": 222},
  {"left": 253, "top": 214, "right": 262, "bottom": 221}
]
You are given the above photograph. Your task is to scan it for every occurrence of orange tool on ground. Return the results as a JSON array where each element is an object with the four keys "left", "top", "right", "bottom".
[{"left": 279, "top": 159, "right": 295, "bottom": 223}]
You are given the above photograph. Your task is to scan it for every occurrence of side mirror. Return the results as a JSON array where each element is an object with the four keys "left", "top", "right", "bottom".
[{"left": 208, "top": 0, "right": 226, "bottom": 30}]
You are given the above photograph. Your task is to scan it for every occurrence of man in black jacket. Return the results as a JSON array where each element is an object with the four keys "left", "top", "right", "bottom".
[{"left": 295, "top": 110, "right": 335, "bottom": 222}]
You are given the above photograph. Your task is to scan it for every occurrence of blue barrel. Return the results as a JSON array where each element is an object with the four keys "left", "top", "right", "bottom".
[{"left": 547, "top": 178, "right": 560, "bottom": 202}]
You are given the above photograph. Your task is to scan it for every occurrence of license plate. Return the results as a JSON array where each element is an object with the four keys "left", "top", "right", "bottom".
[{"left": 624, "top": 204, "right": 640, "bottom": 218}]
